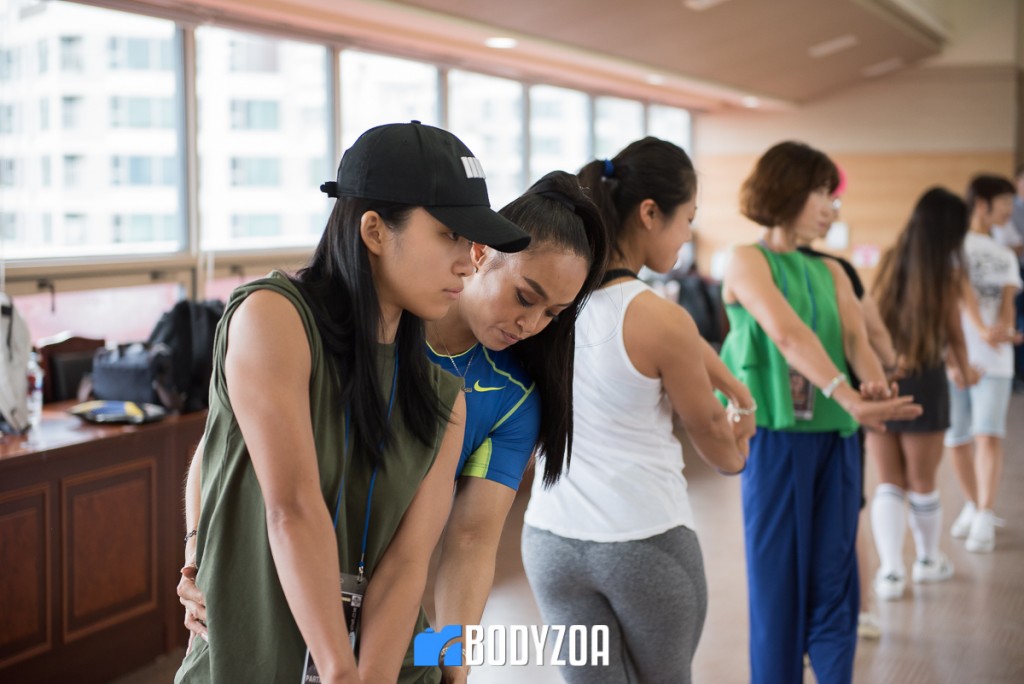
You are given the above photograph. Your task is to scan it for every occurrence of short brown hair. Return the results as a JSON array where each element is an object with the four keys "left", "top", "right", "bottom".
[{"left": 740, "top": 141, "right": 839, "bottom": 228}]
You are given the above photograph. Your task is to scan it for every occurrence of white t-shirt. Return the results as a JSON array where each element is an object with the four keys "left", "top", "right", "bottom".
[
  {"left": 523, "top": 280, "right": 696, "bottom": 542},
  {"left": 960, "top": 231, "right": 1023, "bottom": 378}
]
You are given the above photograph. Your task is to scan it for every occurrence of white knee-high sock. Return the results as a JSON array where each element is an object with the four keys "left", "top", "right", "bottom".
[
  {"left": 907, "top": 489, "right": 942, "bottom": 562},
  {"left": 872, "top": 484, "right": 907, "bottom": 576}
]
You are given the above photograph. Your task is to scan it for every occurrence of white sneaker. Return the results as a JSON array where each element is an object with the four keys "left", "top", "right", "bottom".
[
  {"left": 951, "top": 502, "right": 976, "bottom": 539},
  {"left": 874, "top": 569, "right": 905, "bottom": 601},
  {"left": 966, "top": 509, "right": 996, "bottom": 553},
  {"left": 912, "top": 553, "right": 954, "bottom": 583}
]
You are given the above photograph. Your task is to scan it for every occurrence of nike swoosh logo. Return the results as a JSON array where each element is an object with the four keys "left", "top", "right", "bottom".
[{"left": 473, "top": 381, "right": 506, "bottom": 393}]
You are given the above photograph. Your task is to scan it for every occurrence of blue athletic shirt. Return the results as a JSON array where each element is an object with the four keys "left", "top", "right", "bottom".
[{"left": 425, "top": 342, "right": 540, "bottom": 490}]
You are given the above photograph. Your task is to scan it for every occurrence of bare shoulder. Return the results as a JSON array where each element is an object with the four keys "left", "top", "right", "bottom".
[
  {"left": 624, "top": 290, "right": 701, "bottom": 375},
  {"left": 628, "top": 289, "right": 693, "bottom": 333},
  {"left": 227, "top": 289, "right": 310, "bottom": 374},
  {"left": 231, "top": 289, "right": 305, "bottom": 339}
]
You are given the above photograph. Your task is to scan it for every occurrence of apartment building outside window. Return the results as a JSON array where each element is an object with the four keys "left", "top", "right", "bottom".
[
  {"left": 230, "top": 99, "right": 279, "bottom": 130},
  {"left": 60, "top": 34, "right": 82, "bottom": 71}
]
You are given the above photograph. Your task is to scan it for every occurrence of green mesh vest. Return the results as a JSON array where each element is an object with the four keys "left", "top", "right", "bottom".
[
  {"left": 719, "top": 245, "right": 858, "bottom": 436},
  {"left": 175, "top": 271, "right": 461, "bottom": 683}
]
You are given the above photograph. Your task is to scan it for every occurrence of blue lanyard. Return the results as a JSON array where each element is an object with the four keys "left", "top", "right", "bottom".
[
  {"left": 763, "top": 245, "right": 817, "bottom": 332},
  {"left": 330, "top": 352, "right": 399, "bottom": 581}
]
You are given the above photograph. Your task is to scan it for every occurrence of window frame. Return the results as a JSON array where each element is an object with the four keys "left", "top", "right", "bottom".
[{"left": 2, "top": 0, "right": 691, "bottom": 305}]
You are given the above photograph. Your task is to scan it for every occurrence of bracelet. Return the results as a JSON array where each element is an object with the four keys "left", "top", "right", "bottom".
[
  {"left": 184, "top": 529, "right": 197, "bottom": 545},
  {"left": 822, "top": 373, "right": 847, "bottom": 399},
  {"left": 438, "top": 643, "right": 467, "bottom": 666},
  {"left": 726, "top": 398, "right": 757, "bottom": 423}
]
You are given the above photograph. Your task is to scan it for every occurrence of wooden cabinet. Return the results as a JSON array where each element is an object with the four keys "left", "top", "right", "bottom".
[{"left": 0, "top": 404, "right": 206, "bottom": 684}]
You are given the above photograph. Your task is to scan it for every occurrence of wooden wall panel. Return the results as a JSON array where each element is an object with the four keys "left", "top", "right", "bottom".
[
  {"left": 61, "top": 459, "right": 157, "bottom": 643},
  {"left": 0, "top": 485, "right": 51, "bottom": 668},
  {"left": 693, "top": 150, "right": 1015, "bottom": 287}
]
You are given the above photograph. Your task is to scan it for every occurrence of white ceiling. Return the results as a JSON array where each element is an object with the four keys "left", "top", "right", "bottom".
[{"left": 390, "top": 0, "right": 946, "bottom": 103}]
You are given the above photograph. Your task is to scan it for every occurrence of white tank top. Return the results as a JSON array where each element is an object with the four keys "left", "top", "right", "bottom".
[{"left": 524, "top": 280, "right": 696, "bottom": 542}]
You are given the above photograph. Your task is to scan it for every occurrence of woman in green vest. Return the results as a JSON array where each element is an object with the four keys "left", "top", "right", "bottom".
[
  {"left": 173, "top": 121, "right": 530, "bottom": 684},
  {"left": 719, "top": 141, "right": 921, "bottom": 684}
]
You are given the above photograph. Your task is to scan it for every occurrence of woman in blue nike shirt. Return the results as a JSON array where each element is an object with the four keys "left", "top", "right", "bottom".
[{"left": 178, "top": 169, "right": 613, "bottom": 684}]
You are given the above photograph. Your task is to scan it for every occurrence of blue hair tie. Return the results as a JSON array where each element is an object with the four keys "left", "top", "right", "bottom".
[{"left": 602, "top": 159, "right": 615, "bottom": 178}]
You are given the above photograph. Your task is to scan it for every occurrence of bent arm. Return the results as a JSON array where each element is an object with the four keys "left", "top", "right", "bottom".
[
  {"left": 183, "top": 437, "right": 204, "bottom": 567},
  {"left": 723, "top": 247, "right": 920, "bottom": 428},
  {"left": 433, "top": 477, "right": 516, "bottom": 678},
  {"left": 860, "top": 295, "right": 898, "bottom": 371},
  {"left": 357, "top": 393, "right": 466, "bottom": 684},
  {"left": 227, "top": 291, "right": 358, "bottom": 684},
  {"left": 724, "top": 247, "right": 851, "bottom": 391},
  {"left": 826, "top": 260, "right": 886, "bottom": 387},
  {"left": 627, "top": 293, "right": 744, "bottom": 474}
]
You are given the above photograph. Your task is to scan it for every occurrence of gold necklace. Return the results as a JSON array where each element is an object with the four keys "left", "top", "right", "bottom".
[{"left": 437, "top": 336, "right": 479, "bottom": 393}]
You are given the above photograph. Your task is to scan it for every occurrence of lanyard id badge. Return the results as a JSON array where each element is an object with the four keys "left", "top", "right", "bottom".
[
  {"left": 341, "top": 572, "right": 366, "bottom": 646},
  {"left": 788, "top": 367, "right": 815, "bottom": 420},
  {"left": 301, "top": 572, "right": 368, "bottom": 683},
  {"left": 301, "top": 354, "right": 397, "bottom": 684}
]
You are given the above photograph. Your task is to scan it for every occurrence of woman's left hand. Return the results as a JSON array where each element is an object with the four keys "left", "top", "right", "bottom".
[{"left": 728, "top": 411, "right": 755, "bottom": 456}]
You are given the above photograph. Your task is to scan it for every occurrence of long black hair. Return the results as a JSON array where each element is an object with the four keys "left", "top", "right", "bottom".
[
  {"left": 578, "top": 136, "right": 697, "bottom": 251},
  {"left": 498, "top": 171, "right": 610, "bottom": 486},
  {"left": 291, "top": 198, "right": 446, "bottom": 459},
  {"left": 873, "top": 187, "right": 969, "bottom": 372}
]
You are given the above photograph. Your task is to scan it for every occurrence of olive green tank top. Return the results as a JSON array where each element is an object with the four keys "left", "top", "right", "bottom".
[
  {"left": 175, "top": 272, "right": 461, "bottom": 683},
  {"left": 719, "top": 245, "right": 858, "bottom": 436}
]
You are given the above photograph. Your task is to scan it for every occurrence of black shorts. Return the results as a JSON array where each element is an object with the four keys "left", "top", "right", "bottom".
[{"left": 884, "top": 364, "right": 950, "bottom": 433}]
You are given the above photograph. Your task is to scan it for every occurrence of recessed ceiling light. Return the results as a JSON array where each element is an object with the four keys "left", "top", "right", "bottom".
[
  {"left": 862, "top": 57, "right": 904, "bottom": 77},
  {"left": 484, "top": 37, "right": 517, "bottom": 49},
  {"left": 645, "top": 74, "right": 666, "bottom": 85},
  {"left": 741, "top": 96, "right": 760, "bottom": 108},
  {"left": 808, "top": 34, "right": 858, "bottom": 59},
  {"left": 682, "top": 0, "right": 734, "bottom": 10}
]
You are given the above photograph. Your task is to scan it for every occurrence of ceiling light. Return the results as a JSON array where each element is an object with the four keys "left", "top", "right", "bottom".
[
  {"left": 645, "top": 74, "right": 666, "bottom": 85},
  {"left": 484, "top": 37, "right": 517, "bottom": 49},
  {"left": 682, "top": 0, "right": 734, "bottom": 10},
  {"left": 741, "top": 96, "right": 760, "bottom": 108},
  {"left": 862, "top": 57, "right": 904, "bottom": 78},
  {"left": 808, "top": 34, "right": 858, "bottom": 59}
]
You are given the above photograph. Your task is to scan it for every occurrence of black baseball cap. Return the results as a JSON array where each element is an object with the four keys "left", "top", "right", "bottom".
[{"left": 320, "top": 121, "right": 531, "bottom": 253}]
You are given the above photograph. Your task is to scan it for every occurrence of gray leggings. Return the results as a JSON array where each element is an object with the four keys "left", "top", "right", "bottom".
[{"left": 521, "top": 524, "right": 707, "bottom": 684}]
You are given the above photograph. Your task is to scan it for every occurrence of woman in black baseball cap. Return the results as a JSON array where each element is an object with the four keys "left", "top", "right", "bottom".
[{"left": 174, "top": 122, "right": 528, "bottom": 684}]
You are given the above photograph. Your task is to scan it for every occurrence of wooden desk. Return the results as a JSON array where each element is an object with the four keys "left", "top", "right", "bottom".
[{"left": 0, "top": 403, "right": 206, "bottom": 684}]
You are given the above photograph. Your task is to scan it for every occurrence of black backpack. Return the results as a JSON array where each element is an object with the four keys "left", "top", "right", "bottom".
[{"left": 147, "top": 299, "right": 225, "bottom": 413}]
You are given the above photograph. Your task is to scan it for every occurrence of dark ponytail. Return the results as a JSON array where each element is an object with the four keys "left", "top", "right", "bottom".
[
  {"left": 578, "top": 137, "right": 697, "bottom": 253},
  {"left": 291, "top": 198, "right": 446, "bottom": 460},
  {"left": 499, "top": 171, "right": 611, "bottom": 486}
]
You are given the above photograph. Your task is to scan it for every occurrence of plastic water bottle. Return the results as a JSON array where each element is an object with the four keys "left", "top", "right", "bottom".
[{"left": 26, "top": 351, "right": 44, "bottom": 434}]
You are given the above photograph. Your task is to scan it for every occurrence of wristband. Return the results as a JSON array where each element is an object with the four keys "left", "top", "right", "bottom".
[
  {"left": 822, "top": 373, "right": 847, "bottom": 399},
  {"left": 726, "top": 399, "right": 757, "bottom": 423},
  {"left": 184, "top": 529, "right": 197, "bottom": 545}
]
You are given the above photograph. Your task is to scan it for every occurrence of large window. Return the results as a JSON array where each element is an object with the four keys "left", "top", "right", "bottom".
[
  {"left": 448, "top": 69, "right": 524, "bottom": 209},
  {"left": 0, "top": 0, "right": 692, "bottom": 344},
  {"left": 529, "top": 85, "right": 590, "bottom": 184},
  {"left": 648, "top": 104, "right": 692, "bottom": 152},
  {"left": 197, "top": 27, "right": 329, "bottom": 251},
  {"left": 340, "top": 50, "right": 440, "bottom": 150},
  {"left": 594, "top": 96, "right": 645, "bottom": 160},
  {"left": 0, "top": 1, "right": 182, "bottom": 259}
]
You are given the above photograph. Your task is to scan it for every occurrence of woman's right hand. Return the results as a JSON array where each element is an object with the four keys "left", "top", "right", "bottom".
[
  {"left": 846, "top": 393, "right": 922, "bottom": 432},
  {"left": 178, "top": 564, "right": 209, "bottom": 651}
]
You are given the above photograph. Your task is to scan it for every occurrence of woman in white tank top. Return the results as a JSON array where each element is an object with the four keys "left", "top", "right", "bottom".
[{"left": 522, "top": 138, "right": 754, "bottom": 684}]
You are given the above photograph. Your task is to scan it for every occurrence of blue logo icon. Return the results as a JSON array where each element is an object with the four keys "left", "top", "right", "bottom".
[{"left": 413, "top": 625, "right": 464, "bottom": 666}]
